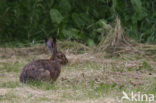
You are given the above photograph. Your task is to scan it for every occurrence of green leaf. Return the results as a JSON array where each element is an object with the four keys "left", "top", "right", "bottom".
[
  {"left": 62, "top": 28, "right": 79, "bottom": 39},
  {"left": 50, "top": 9, "right": 64, "bottom": 24},
  {"left": 59, "top": 0, "right": 71, "bottom": 15},
  {"left": 72, "top": 13, "right": 85, "bottom": 29},
  {"left": 131, "top": 0, "right": 147, "bottom": 20},
  {"left": 87, "top": 39, "right": 95, "bottom": 46}
]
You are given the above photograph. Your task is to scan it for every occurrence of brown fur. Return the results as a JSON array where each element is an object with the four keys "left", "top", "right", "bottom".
[
  {"left": 20, "top": 60, "right": 61, "bottom": 82},
  {"left": 50, "top": 51, "right": 68, "bottom": 65},
  {"left": 19, "top": 37, "right": 61, "bottom": 83}
]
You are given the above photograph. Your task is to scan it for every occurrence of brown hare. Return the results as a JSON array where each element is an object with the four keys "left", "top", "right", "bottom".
[{"left": 20, "top": 38, "right": 61, "bottom": 83}]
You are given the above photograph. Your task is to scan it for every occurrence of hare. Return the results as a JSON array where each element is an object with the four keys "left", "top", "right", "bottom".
[{"left": 20, "top": 38, "right": 61, "bottom": 83}]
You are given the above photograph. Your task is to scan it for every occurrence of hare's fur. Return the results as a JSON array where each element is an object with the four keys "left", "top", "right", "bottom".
[
  {"left": 20, "top": 38, "right": 61, "bottom": 83},
  {"left": 54, "top": 51, "right": 68, "bottom": 65},
  {"left": 20, "top": 60, "right": 61, "bottom": 82}
]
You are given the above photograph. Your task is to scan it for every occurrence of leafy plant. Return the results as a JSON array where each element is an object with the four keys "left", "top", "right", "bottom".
[
  {"left": 50, "top": 9, "right": 64, "bottom": 24},
  {"left": 0, "top": 0, "right": 156, "bottom": 44}
]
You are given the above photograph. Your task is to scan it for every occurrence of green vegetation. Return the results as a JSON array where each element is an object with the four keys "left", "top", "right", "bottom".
[
  {"left": 0, "top": 81, "right": 20, "bottom": 88},
  {"left": 0, "top": 0, "right": 156, "bottom": 46},
  {"left": 28, "top": 81, "right": 59, "bottom": 90},
  {"left": 0, "top": 63, "right": 23, "bottom": 73}
]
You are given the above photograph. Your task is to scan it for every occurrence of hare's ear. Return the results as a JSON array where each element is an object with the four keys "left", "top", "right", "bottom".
[
  {"left": 45, "top": 38, "right": 51, "bottom": 48},
  {"left": 45, "top": 38, "right": 48, "bottom": 43},
  {"left": 52, "top": 37, "right": 56, "bottom": 44}
]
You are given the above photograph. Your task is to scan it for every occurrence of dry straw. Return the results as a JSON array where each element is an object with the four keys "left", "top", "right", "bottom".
[{"left": 97, "top": 17, "right": 138, "bottom": 55}]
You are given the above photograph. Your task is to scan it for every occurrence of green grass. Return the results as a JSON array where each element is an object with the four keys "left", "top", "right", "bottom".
[
  {"left": 0, "top": 81, "right": 20, "bottom": 88},
  {"left": 0, "top": 63, "right": 23, "bottom": 73},
  {"left": 28, "top": 81, "right": 59, "bottom": 90},
  {"left": 0, "top": 92, "right": 19, "bottom": 102},
  {"left": 139, "top": 61, "right": 153, "bottom": 71}
]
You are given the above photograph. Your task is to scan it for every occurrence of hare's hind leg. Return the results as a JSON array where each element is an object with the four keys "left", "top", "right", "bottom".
[{"left": 38, "top": 69, "right": 51, "bottom": 81}]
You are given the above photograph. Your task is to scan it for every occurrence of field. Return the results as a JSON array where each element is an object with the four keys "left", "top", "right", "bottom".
[{"left": 0, "top": 41, "right": 156, "bottom": 103}]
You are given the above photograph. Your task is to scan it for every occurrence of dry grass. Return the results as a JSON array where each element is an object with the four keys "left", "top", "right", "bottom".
[
  {"left": 97, "top": 18, "right": 139, "bottom": 56},
  {"left": 0, "top": 41, "right": 156, "bottom": 103}
]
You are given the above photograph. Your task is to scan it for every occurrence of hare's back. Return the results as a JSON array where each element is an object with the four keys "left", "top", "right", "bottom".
[{"left": 23, "top": 59, "right": 53, "bottom": 71}]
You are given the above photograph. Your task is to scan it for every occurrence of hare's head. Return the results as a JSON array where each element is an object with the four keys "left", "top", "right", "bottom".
[{"left": 45, "top": 37, "right": 57, "bottom": 60}]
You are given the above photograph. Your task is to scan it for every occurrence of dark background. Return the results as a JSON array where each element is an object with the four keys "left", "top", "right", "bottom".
[{"left": 0, "top": 0, "right": 156, "bottom": 46}]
